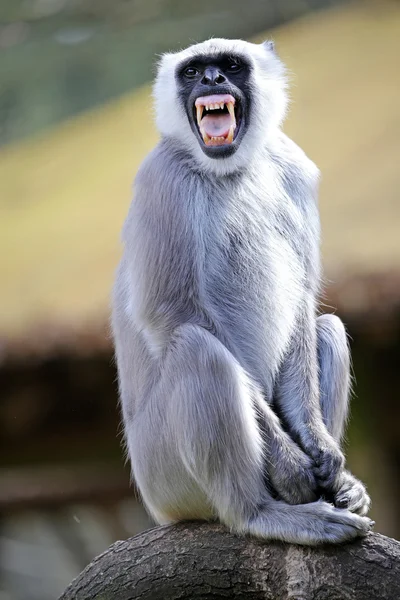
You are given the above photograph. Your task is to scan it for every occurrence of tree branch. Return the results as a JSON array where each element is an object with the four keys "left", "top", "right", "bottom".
[{"left": 59, "top": 522, "right": 400, "bottom": 599}]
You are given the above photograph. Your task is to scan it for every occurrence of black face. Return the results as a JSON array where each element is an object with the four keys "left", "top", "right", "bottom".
[{"left": 176, "top": 53, "right": 252, "bottom": 159}]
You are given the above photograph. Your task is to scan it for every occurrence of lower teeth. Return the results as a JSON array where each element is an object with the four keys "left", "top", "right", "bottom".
[{"left": 200, "top": 129, "right": 235, "bottom": 145}]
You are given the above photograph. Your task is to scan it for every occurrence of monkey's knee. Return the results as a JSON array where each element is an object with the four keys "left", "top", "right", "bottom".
[
  {"left": 168, "top": 324, "right": 229, "bottom": 368},
  {"left": 317, "top": 314, "right": 351, "bottom": 442},
  {"left": 169, "top": 324, "right": 259, "bottom": 413}
]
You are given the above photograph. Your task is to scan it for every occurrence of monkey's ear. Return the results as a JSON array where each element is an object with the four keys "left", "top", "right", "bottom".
[{"left": 262, "top": 40, "right": 275, "bottom": 53}]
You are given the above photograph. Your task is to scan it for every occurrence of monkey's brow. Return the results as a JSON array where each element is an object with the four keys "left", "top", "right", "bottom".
[{"left": 178, "top": 53, "right": 249, "bottom": 71}]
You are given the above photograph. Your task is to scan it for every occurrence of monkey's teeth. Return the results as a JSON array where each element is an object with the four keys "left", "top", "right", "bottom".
[
  {"left": 226, "top": 125, "right": 235, "bottom": 144},
  {"left": 196, "top": 105, "right": 203, "bottom": 127},
  {"left": 227, "top": 102, "right": 236, "bottom": 127},
  {"left": 200, "top": 128, "right": 211, "bottom": 144},
  {"left": 195, "top": 96, "right": 237, "bottom": 146}
]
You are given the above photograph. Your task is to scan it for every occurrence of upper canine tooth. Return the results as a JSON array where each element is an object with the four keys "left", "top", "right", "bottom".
[
  {"left": 220, "top": 103, "right": 224, "bottom": 109},
  {"left": 227, "top": 102, "right": 236, "bottom": 125},
  {"left": 226, "top": 124, "right": 235, "bottom": 144},
  {"left": 196, "top": 105, "right": 203, "bottom": 125}
]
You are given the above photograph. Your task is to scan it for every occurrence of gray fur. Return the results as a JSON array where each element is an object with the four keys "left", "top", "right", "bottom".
[{"left": 112, "top": 39, "right": 371, "bottom": 545}]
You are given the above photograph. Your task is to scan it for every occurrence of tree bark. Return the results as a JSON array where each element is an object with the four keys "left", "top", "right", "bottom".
[{"left": 59, "top": 522, "right": 400, "bottom": 600}]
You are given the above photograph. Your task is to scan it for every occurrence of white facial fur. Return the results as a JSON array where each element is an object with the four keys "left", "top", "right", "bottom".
[{"left": 153, "top": 38, "right": 289, "bottom": 176}]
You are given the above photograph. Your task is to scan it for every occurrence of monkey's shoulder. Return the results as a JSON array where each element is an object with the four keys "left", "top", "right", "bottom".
[
  {"left": 136, "top": 139, "right": 195, "bottom": 187},
  {"left": 275, "top": 133, "right": 319, "bottom": 180},
  {"left": 126, "top": 141, "right": 195, "bottom": 228},
  {"left": 268, "top": 134, "right": 320, "bottom": 206}
]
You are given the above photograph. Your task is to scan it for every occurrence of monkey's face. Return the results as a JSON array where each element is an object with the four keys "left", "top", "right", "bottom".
[
  {"left": 155, "top": 39, "right": 288, "bottom": 174},
  {"left": 176, "top": 55, "right": 251, "bottom": 159}
]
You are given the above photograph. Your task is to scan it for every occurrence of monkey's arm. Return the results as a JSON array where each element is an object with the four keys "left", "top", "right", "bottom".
[
  {"left": 274, "top": 295, "right": 345, "bottom": 494},
  {"left": 120, "top": 148, "right": 216, "bottom": 354},
  {"left": 112, "top": 146, "right": 214, "bottom": 427}
]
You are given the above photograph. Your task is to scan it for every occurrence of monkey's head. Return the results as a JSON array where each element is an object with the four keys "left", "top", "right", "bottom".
[{"left": 154, "top": 38, "right": 288, "bottom": 175}]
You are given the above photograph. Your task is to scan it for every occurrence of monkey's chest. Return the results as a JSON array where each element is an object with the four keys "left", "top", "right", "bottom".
[{"left": 204, "top": 213, "right": 306, "bottom": 389}]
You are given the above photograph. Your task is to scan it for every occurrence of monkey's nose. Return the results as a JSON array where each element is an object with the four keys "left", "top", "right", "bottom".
[{"left": 201, "top": 68, "right": 227, "bottom": 86}]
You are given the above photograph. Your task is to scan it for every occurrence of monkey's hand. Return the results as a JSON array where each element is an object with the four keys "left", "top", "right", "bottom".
[
  {"left": 301, "top": 428, "right": 345, "bottom": 493},
  {"left": 333, "top": 470, "right": 371, "bottom": 516},
  {"left": 268, "top": 436, "right": 318, "bottom": 505}
]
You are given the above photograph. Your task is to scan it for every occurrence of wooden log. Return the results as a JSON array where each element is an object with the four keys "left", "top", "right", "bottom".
[{"left": 59, "top": 522, "right": 400, "bottom": 599}]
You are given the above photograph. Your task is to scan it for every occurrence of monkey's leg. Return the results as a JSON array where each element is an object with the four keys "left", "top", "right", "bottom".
[
  {"left": 129, "top": 324, "right": 372, "bottom": 544},
  {"left": 127, "top": 323, "right": 267, "bottom": 526},
  {"left": 317, "top": 314, "right": 371, "bottom": 516}
]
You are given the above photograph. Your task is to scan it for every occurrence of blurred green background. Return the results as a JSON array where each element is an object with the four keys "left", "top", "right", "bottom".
[{"left": 1, "top": 0, "right": 400, "bottom": 598}]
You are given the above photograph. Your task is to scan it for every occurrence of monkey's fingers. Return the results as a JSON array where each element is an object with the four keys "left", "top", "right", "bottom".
[
  {"left": 334, "top": 472, "right": 371, "bottom": 516},
  {"left": 306, "top": 442, "right": 345, "bottom": 493},
  {"left": 335, "top": 496, "right": 350, "bottom": 509},
  {"left": 313, "top": 463, "right": 342, "bottom": 493}
]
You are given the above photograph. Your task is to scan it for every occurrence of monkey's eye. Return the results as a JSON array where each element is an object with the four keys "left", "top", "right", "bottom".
[
  {"left": 227, "top": 60, "right": 242, "bottom": 73},
  {"left": 183, "top": 66, "right": 199, "bottom": 78}
]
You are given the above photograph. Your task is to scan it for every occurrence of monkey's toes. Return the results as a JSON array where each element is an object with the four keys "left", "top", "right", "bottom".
[{"left": 317, "top": 504, "right": 374, "bottom": 543}]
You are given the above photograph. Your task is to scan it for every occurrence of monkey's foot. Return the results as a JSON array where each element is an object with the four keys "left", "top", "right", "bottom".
[
  {"left": 248, "top": 499, "right": 374, "bottom": 545},
  {"left": 334, "top": 471, "right": 371, "bottom": 516}
]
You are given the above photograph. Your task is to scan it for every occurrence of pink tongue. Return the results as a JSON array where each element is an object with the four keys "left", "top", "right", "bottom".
[{"left": 201, "top": 113, "right": 231, "bottom": 137}]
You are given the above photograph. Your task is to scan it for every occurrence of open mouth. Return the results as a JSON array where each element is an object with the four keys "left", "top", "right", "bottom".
[{"left": 194, "top": 94, "right": 240, "bottom": 147}]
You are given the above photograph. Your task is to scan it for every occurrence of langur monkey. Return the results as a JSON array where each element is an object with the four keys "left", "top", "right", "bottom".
[{"left": 112, "top": 38, "right": 372, "bottom": 545}]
